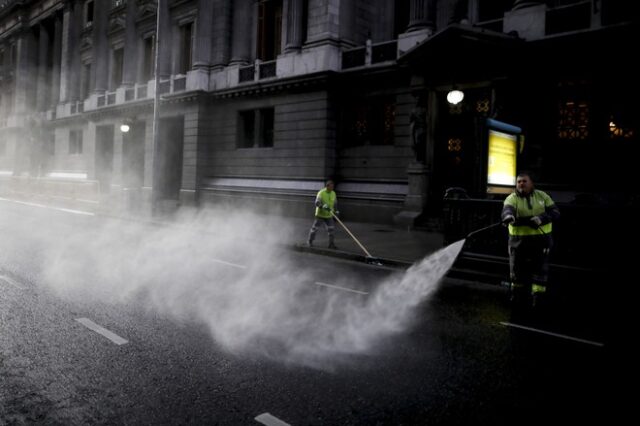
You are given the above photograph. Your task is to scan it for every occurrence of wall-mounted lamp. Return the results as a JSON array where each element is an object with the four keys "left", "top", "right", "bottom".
[
  {"left": 120, "top": 123, "right": 130, "bottom": 133},
  {"left": 447, "top": 88, "right": 464, "bottom": 105}
]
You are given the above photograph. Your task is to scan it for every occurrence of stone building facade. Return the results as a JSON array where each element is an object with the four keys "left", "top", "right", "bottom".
[{"left": 0, "top": 0, "right": 636, "bottom": 223}]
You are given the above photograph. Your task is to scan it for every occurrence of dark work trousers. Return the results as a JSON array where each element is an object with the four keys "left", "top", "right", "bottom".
[
  {"left": 308, "top": 217, "right": 335, "bottom": 244},
  {"left": 508, "top": 234, "right": 553, "bottom": 291}
]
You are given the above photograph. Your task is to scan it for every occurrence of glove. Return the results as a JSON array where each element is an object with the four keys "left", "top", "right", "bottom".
[
  {"left": 322, "top": 204, "right": 330, "bottom": 210},
  {"left": 502, "top": 214, "right": 515, "bottom": 225},
  {"left": 530, "top": 216, "right": 542, "bottom": 227}
]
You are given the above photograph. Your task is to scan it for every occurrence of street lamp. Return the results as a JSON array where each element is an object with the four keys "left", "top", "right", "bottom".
[{"left": 447, "top": 88, "right": 464, "bottom": 105}]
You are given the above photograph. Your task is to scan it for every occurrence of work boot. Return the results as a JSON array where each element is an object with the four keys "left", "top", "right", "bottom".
[
  {"left": 509, "top": 282, "right": 529, "bottom": 316},
  {"left": 328, "top": 242, "right": 338, "bottom": 249},
  {"left": 306, "top": 239, "right": 313, "bottom": 247},
  {"left": 531, "top": 284, "right": 547, "bottom": 309},
  {"left": 509, "top": 282, "right": 526, "bottom": 303}
]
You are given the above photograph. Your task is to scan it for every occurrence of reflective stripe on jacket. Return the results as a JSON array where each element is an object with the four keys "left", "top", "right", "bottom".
[{"left": 502, "top": 190, "right": 558, "bottom": 236}]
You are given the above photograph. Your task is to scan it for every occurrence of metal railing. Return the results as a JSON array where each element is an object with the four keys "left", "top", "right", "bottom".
[
  {"left": 239, "top": 65, "right": 255, "bottom": 83},
  {"left": 259, "top": 60, "right": 276, "bottom": 79},
  {"left": 125, "top": 88, "right": 135, "bottom": 101},
  {"left": 158, "top": 80, "right": 170, "bottom": 95},
  {"left": 371, "top": 40, "right": 397, "bottom": 64},
  {"left": 173, "top": 76, "right": 186, "bottom": 92},
  {"left": 137, "top": 85, "right": 147, "bottom": 99},
  {"left": 342, "top": 39, "right": 399, "bottom": 69},
  {"left": 342, "top": 47, "right": 366, "bottom": 69},
  {"left": 443, "top": 194, "right": 630, "bottom": 270}
]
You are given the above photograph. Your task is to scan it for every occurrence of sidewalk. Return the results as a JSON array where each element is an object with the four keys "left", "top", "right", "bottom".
[{"left": 286, "top": 216, "right": 445, "bottom": 268}]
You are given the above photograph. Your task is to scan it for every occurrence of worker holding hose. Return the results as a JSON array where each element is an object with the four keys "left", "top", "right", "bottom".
[
  {"left": 501, "top": 172, "right": 560, "bottom": 308},
  {"left": 307, "top": 180, "right": 339, "bottom": 249}
]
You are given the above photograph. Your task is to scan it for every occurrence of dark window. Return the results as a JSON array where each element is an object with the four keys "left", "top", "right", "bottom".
[
  {"left": 69, "top": 130, "right": 83, "bottom": 154},
  {"left": 6, "top": 89, "right": 15, "bottom": 114},
  {"left": 257, "top": 0, "right": 283, "bottom": 61},
  {"left": 477, "top": 0, "right": 513, "bottom": 23},
  {"left": 301, "top": 0, "right": 309, "bottom": 44},
  {"left": 342, "top": 97, "right": 396, "bottom": 146},
  {"left": 10, "top": 43, "right": 17, "bottom": 70},
  {"left": 239, "top": 110, "right": 255, "bottom": 148},
  {"left": 601, "top": 0, "right": 635, "bottom": 25},
  {"left": 86, "top": 1, "right": 94, "bottom": 26},
  {"left": 47, "top": 132, "right": 55, "bottom": 156},
  {"left": 238, "top": 108, "right": 275, "bottom": 148},
  {"left": 394, "top": 0, "right": 410, "bottom": 37},
  {"left": 143, "top": 36, "right": 155, "bottom": 81},
  {"left": 111, "top": 48, "right": 124, "bottom": 89},
  {"left": 546, "top": 0, "right": 591, "bottom": 35},
  {"left": 179, "top": 23, "right": 193, "bottom": 74},
  {"left": 259, "top": 108, "right": 274, "bottom": 147},
  {"left": 81, "top": 63, "right": 92, "bottom": 99}
]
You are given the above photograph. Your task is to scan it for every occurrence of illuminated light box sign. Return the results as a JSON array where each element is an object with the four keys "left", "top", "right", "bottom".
[{"left": 486, "top": 118, "right": 521, "bottom": 193}]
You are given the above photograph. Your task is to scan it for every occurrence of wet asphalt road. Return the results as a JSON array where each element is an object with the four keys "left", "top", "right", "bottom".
[{"left": 0, "top": 201, "right": 613, "bottom": 425}]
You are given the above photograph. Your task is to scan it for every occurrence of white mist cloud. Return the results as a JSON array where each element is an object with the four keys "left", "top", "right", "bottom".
[{"left": 2, "top": 205, "right": 463, "bottom": 369}]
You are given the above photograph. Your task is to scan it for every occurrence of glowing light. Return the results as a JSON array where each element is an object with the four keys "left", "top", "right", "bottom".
[{"left": 447, "top": 89, "right": 464, "bottom": 105}]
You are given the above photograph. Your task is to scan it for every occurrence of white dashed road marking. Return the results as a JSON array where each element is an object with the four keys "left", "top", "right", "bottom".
[
  {"left": 210, "top": 258, "right": 247, "bottom": 269},
  {"left": 314, "top": 281, "right": 369, "bottom": 295},
  {"left": 500, "top": 322, "right": 604, "bottom": 347},
  {"left": 0, "top": 275, "right": 25, "bottom": 290},
  {"left": 255, "top": 413, "right": 291, "bottom": 426},
  {"left": 0, "top": 197, "right": 94, "bottom": 216},
  {"left": 75, "top": 318, "right": 129, "bottom": 345}
]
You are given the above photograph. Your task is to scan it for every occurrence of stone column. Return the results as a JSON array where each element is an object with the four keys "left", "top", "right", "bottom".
[
  {"left": 284, "top": 0, "right": 304, "bottom": 52},
  {"left": 70, "top": 3, "right": 83, "bottom": 100},
  {"left": 193, "top": 0, "right": 214, "bottom": 69},
  {"left": 407, "top": 0, "right": 436, "bottom": 33},
  {"left": 339, "top": 0, "right": 356, "bottom": 45},
  {"left": 93, "top": 0, "right": 109, "bottom": 93},
  {"left": 373, "top": 0, "right": 394, "bottom": 41},
  {"left": 230, "top": 0, "right": 252, "bottom": 64},
  {"left": 393, "top": 89, "right": 436, "bottom": 228},
  {"left": 60, "top": 2, "right": 82, "bottom": 103},
  {"left": 14, "top": 29, "right": 37, "bottom": 114},
  {"left": 36, "top": 23, "right": 50, "bottom": 111},
  {"left": 158, "top": 0, "right": 172, "bottom": 79},
  {"left": 59, "top": 2, "right": 74, "bottom": 103},
  {"left": 450, "top": 0, "right": 469, "bottom": 24},
  {"left": 211, "top": 0, "right": 231, "bottom": 69},
  {"left": 50, "top": 13, "right": 63, "bottom": 107},
  {"left": 122, "top": 0, "right": 138, "bottom": 86}
]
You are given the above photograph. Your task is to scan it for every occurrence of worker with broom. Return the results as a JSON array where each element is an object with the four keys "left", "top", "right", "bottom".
[
  {"left": 307, "top": 180, "right": 339, "bottom": 249},
  {"left": 501, "top": 172, "right": 560, "bottom": 309}
]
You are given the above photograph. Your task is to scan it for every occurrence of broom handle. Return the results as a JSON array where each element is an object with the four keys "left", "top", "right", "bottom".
[{"left": 331, "top": 212, "right": 372, "bottom": 257}]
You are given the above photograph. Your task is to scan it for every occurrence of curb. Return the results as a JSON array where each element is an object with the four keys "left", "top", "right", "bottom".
[{"left": 292, "top": 244, "right": 414, "bottom": 270}]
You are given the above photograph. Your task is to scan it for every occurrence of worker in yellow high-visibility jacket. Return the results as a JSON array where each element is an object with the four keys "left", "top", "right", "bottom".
[
  {"left": 307, "top": 180, "right": 339, "bottom": 249},
  {"left": 501, "top": 172, "right": 560, "bottom": 308}
]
